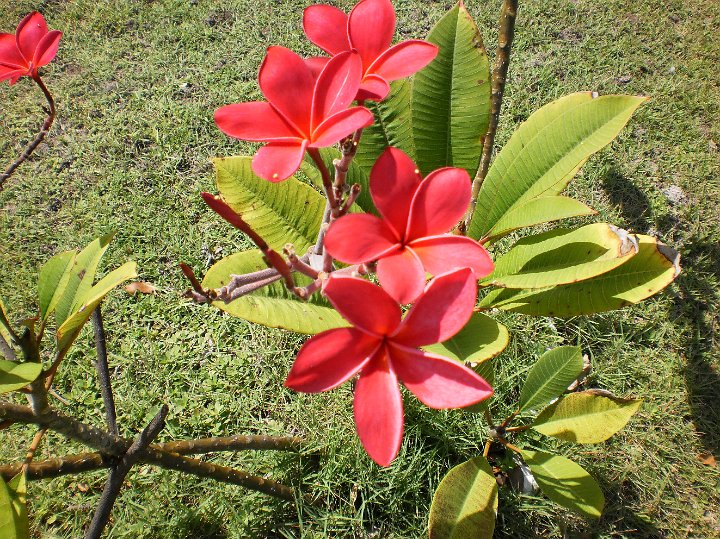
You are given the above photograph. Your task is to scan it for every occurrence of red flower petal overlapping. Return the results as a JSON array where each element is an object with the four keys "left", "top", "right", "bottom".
[
  {"left": 0, "top": 12, "right": 61, "bottom": 85},
  {"left": 211, "top": 0, "right": 495, "bottom": 466}
]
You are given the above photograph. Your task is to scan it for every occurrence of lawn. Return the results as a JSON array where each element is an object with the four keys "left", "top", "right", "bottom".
[{"left": 1, "top": 0, "right": 719, "bottom": 537}]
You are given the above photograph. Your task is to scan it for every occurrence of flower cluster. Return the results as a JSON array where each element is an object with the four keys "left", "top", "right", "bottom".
[
  {"left": 210, "top": 0, "right": 495, "bottom": 466},
  {"left": 212, "top": 0, "right": 495, "bottom": 466},
  {"left": 214, "top": 0, "right": 437, "bottom": 182},
  {"left": 0, "top": 12, "right": 61, "bottom": 85}
]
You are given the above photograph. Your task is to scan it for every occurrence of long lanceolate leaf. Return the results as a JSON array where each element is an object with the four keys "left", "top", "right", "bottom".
[
  {"left": 468, "top": 93, "right": 647, "bottom": 240},
  {"left": 56, "top": 261, "right": 137, "bottom": 356},
  {"left": 519, "top": 346, "right": 584, "bottom": 413},
  {"left": 0, "top": 473, "right": 28, "bottom": 539},
  {"left": 412, "top": 2, "right": 491, "bottom": 177},
  {"left": 479, "top": 235, "right": 680, "bottom": 316},
  {"left": 0, "top": 361, "right": 42, "bottom": 394},
  {"left": 38, "top": 250, "right": 76, "bottom": 322},
  {"left": 214, "top": 156, "right": 326, "bottom": 253},
  {"left": 522, "top": 449, "right": 604, "bottom": 519},
  {"left": 203, "top": 250, "right": 347, "bottom": 334},
  {"left": 532, "top": 391, "right": 642, "bottom": 443},
  {"left": 484, "top": 223, "right": 638, "bottom": 289},
  {"left": 54, "top": 233, "right": 115, "bottom": 326},
  {"left": 429, "top": 456, "right": 498, "bottom": 539}
]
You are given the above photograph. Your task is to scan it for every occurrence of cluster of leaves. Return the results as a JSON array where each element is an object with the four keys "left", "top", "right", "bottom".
[
  {"left": 429, "top": 347, "right": 642, "bottom": 537},
  {"left": 0, "top": 235, "right": 135, "bottom": 537}
]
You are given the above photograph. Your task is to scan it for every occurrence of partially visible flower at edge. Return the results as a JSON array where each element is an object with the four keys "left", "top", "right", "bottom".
[
  {"left": 0, "top": 11, "right": 62, "bottom": 85},
  {"left": 324, "top": 147, "right": 494, "bottom": 304},
  {"left": 214, "top": 46, "right": 374, "bottom": 182},
  {"left": 303, "top": 0, "right": 438, "bottom": 101},
  {"left": 285, "top": 268, "right": 493, "bottom": 466}
]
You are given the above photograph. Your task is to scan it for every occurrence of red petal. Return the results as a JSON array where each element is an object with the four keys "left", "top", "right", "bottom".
[
  {"left": 303, "top": 5, "right": 351, "bottom": 55},
  {"left": 305, "top": 56, "right": 330, "bottom": 79},
  {"left": 410, "top": 235, "right": 494, "bottom": 279},
  {"left": 389, "top": 345, "right": 493, "bottom": 408},
  {"left": 324, "top": 213, "right": 400, "bottom": 263},
  {"left": 259, "top": 46, "right": 314, "bottom": 135},
  {"left": 406, "top": 167, "right": 471, "bottom": 240},
  {"left": 357, "top": 74, "right": 390, "bottom": 102},
  {"left": 0, "top": 33, "right": 26, "bottom": 68},
  {"left": 392, "top": 268, "right": 477, "bottom": 347},
  {"left": 32, "top": 29, "right": 61, "bottom": 67},
  {"left": 376, "top": 247, "right": 426, "bottom": 304},
  {"left": 311, "top": 51, "right": 363, "bottom": 132},
  {"left": 0, "top": 65, "right": 27, "bottom": 84},
  {"left": 16, "top": 12, "right": 48, "bottom": 61},
  {"left": 214, "top": 102, "right": 299, "bottom": 142},
  {"left": 349, "top": 0, "right": 396, "bottom": 69},
  {"left": 368, "top": 40, "right": 439, "bottom": 82},
  {"left": 252, "top": 140, "right": 308, "bottom": 182},
  {"left": 369, "top": 148, "right": 423, "bottom": 239},
  {"left": 354, "top": 348, "right": 403, "bottom": 466},
  {"left": 324, "top": 275, "right": 401, "bottom": 336},
  {"left": 311, "top": 106, "right": 374, "bottom": 147},
  {"left": 285, "top": 328, "right": 379, "bottom": 392}
]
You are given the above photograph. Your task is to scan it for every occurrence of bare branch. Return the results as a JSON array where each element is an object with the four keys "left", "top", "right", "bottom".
[
  {"left": 92, "top": 307, "right": 118, "bottom": 436},
  {"left": 85, "top": 406, "right": 168, "bottom": 539},
  {"left": 464, "top": 0, "right": 519, "bottom": 231},
  {"left": 0, "top": 434, "right": 304, "bottom": 481},
  {"left": 1, "top": 75, "right": 56, "bottom": 190}
]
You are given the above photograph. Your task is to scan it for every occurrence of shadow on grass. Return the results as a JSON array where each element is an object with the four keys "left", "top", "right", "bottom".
[
  {"left": 602, "top": 165, "right": 720, "bottom": 456},
  {"left": 672, "top": 233, "right": 720, "bottom": 456},
  {"left": 601, "top": 167, "right": 651, "bottom": 234}
]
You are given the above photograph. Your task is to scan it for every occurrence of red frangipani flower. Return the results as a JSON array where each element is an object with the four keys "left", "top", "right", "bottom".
[
  {"left": 303, "top": 0, "right": 439, "bottom": 101},
  {"left": 285, "top": 269, "right": 493, "bottom": 466},
  {"left": 0, "top": 12, "right": 62, "bottom": 85},
  {"left": 214, "top": 46, "right": 374, "bottom": 182},
  {"left": 324, "top": 148, "right": 494, "bottom": 304}
]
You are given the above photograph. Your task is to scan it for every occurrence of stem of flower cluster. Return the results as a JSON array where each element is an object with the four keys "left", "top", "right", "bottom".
[
  {"left": 464, "top": 0, "right": 519, "bottom": 232},
  {"left": 0, "top": 75, "right": 57, "bottom": 190}
]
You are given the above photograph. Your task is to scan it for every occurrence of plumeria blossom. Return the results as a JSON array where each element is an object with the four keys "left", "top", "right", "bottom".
[
  {"left": 325, "top": 148, "right": 494, "bottom": 304},
  {"left": 285, "top": 269, "right": 493, "bottom": 466},
  {"left": 215, "top": 46, "right": 373, "bottom": 182},
  {"left": 0, "top": 12, "right": 61, "bottom": 85},
  {"left": 303, "top": 0, "right": 438, "bottom": 101}
]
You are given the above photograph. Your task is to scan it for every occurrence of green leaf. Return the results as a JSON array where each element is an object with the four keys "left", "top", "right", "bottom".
[
  {"left": 429, "top": 456, "right": 497, "bottom": 539},
  {"left": 7, "top": 474, "right": 28, "bottom": 539},
  {"left": 519, "top": 346, "right": 584, "bottom": 412},
  {"left": 424, "top": 313, "right": 509, "bottom": 367},
  {"left": 412, "top": 2, "right": 491, "bottom": 176},
  {"left": 54, "top": 233, "right": 115, "bottom": 326},
  {"left": 485, "top": 196, "right": 596, "bottom": 243},
  {"left": 214, "top": 156, "right": 326, "bottom": 252},
  {"left": 0, "top": 298, "right": 12, "bottom": 344},
  {"left": 532, "top": 391, "right": 642, "bottom": 443},
  {"left": 469, "top": 93, "right": 647, "bottom": 239},
  {"left": 38, "top": 250, "right": 77, "bottom": 322},
  {"left": 355, "top": 79, "right": 416, "bottom": 173},
  {"left": 56, "top": 262, "right": 137, "bottom": 356},
  {"left": 484, "top": 223, "right": 638, "bottom": 289},
  {"left": 203, "top": 250, "right": 347, "bottom": 334},
  {"left": 522, "top": 449, "right": 604, "bottom": 518},
  {"left": 0, "top": 473, "right": 28, "bottom": 539},
  {"left": 478, "top": 235, "right": 680, "bottom": 316},
  {"left": 0, "top": 361, "right": 42, "bottom": 394}
]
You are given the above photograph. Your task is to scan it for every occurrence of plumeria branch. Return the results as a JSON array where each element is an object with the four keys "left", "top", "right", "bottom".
[
  {"left": 92, "top": 307, "right": 119, "bottom": 436},
  {"left": 464, "top": 0, "right": 519, "bottom": 231},
  {"left": 0, "top": 75, "right": 56, "bottom": 190},
  {"left": 0, "top": 434, "right": 305, "bottom": 481},
  {"left": 0, "top": 400, "right": 302, "bottom": 501},
  {"left": 86, "top": 405, "right": 168, "bottom": 539}
]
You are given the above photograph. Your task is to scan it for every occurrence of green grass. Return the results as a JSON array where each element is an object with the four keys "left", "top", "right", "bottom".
[{"left": 1, "top": 0, "right": 719, "bottom": 537}]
